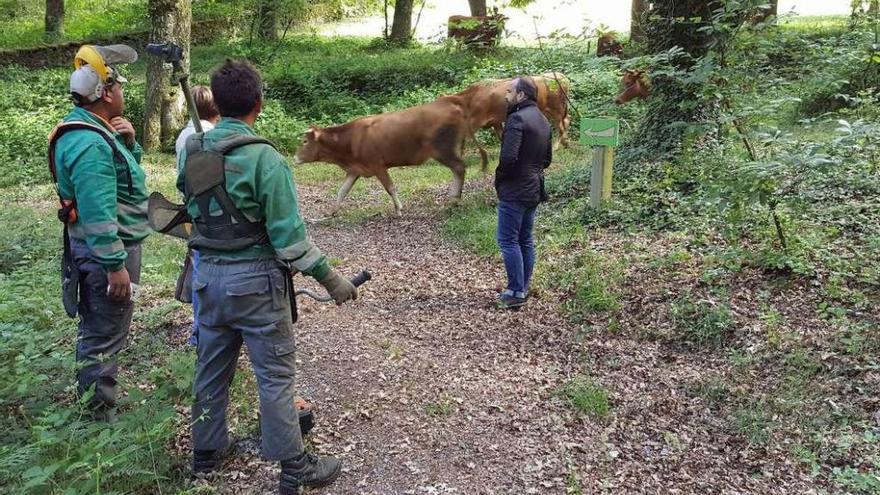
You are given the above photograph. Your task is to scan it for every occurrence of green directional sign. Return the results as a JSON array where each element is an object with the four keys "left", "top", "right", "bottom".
[{"left": 580, "top": 118, "right": 619, "bottom": 147}]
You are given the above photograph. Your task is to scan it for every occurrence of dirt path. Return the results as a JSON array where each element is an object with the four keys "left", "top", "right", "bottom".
[{"left": 204, "top": 181, "right": 818, "bottom": 495}]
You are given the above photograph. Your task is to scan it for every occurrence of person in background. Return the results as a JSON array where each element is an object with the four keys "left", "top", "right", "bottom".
[
  {"left": 494, "top": 76, "right": 552, "bottom": 310},
  {"left": 174, "top": 85, "right": 221, "bottom": 346},
  {"left": 175, "top": 85, "right": 221, "bottom": 157}
]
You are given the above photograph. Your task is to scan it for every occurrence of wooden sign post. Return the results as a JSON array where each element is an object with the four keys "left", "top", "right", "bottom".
[{"left": 580, "top": 118, "right": 619, "bottom": 208}]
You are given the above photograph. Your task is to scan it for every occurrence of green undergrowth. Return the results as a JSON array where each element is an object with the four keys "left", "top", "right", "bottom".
[
  {"left": 0, "top": 0, "right": 148, "bottom": 49},
  {"left": 0, "top": 31, "right": 619, "bottom": 190},
  {"left": 440, "top": 190, "right": 498, "bottom": 258},
  {"left": 0, "top": 0, "right": 355, "bottom": 50},
  {"left": 558, "top": 375, "right": 611, "bottom": 420}
]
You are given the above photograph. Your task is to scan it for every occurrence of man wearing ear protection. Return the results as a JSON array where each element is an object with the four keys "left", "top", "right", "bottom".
[{"left": 48, "top": 44, "right": 149, "bottom": 422}]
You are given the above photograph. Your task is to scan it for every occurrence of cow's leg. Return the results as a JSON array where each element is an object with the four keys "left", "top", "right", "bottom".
[
  {"left": 440, "top": 158, "right": 466, "bottom": 200},
  {"left": 331, "top": 172, "right": 359, "bottom": 215},
  {"left": 559, "top": 114, "right": 571, "bottom": 149},
  {"left": 553, "top": 122, "right": 563, "bottom": 150},
  {"left": 374, "top": 169, "right": 402, "bottom": 216},
  {"left": 468, "top": 128, "right": 490, "bottom": 174},
  {"left": 434, "top": 124, "right": 468, "bottom": 200}
]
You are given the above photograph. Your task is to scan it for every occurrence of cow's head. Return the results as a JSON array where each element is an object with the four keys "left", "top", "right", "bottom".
[
  {"left": 597, "top": 33, "right": 616, "bottom": 45},
  {"left": 294, "top": 126, "right": 322, "bottom": 164},
  {"left": 615, "top": 69, "right": 650, "bottom": 105}
]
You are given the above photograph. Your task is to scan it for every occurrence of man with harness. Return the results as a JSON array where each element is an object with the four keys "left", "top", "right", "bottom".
[
  {"left": 177, "top": 59, "right": 357, "bottom": 493},
  {"left": 48, "top": 44, "right": 148, "bottom": 422}
]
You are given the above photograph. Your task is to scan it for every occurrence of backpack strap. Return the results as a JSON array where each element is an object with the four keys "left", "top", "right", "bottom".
[
  {"left": 210, "top": 135, "right": 277, "bottom": 226},
  {"left": 48, "top": 121, "right": 127, "bottom": 182},
  {"left": 212, "top": 134, "right": 277, "bottom": 155},
  {"left": 184, "top": 131, "right": 205, "bottom": 161},
  {"left": 183, "top": 133, "right": 276, "bottom": 250},
  {"left": 48, "top": 121, "right": 133, "bottom": 207},
  {"left": 185, "top": 134, "right": 277, "bottom": 225}
]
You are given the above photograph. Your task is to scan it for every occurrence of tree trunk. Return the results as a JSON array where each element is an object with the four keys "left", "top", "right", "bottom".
[
  {"left": 389, "top": 0, "right": 414, "bottom": 45},
  {"left": 630, "top": 0, "right": 648, "bottom": 45},
  {"left": 627, "top": 0, "right": 720, "bottom": 160},
  {"left": 383, "top": 0, "right": 389, "bottom": 39},
  {"left": 45, "top": 0, "right": 64, "bottom": 40},
  {"left": 258, "top": 0, "right": 278, "bottom": 41},
  {"left": 751, "top": 0, "right": 778, "bottom": 23},
  {"left": 851, "top": 0, "right": 878, "bottom": 17},
  {"left": 144, "top": 0, "right": 192, "bottom": 152},
  {"left": 468, "top": 0, "right": 487, "bottom": 17}
]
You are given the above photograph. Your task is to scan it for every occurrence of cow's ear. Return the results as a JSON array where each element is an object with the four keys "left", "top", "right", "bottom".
[{"left": 306, "top": 126, "right": 322, "bottom": 141}]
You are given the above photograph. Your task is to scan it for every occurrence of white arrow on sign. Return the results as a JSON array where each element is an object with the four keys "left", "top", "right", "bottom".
[{"left": 583, "top": 127, "right": 617, "bottom": 138}]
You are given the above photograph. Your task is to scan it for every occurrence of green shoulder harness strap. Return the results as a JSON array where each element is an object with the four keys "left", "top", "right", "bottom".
[
  {"left": 183, "top": 133, "right": 277, "bottom": 251},
  {"left": 48, "top": 121, "right": 132, "bottom": 220}
]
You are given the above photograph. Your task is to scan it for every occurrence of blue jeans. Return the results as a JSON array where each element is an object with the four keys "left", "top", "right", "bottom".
[{"left": 497, "top": 200, "right": 538, "bottom": 299}]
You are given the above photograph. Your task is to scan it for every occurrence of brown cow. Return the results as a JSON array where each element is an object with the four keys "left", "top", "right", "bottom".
[
  {"left": 294, "top": 96, "right": 485, "bottom": 216},
  {"left": 615, "top": 69, "right": 651, "bottom": 105},
  {"left": 456, "top": 72, "right": 572, "bottom": 149},
  {"left": 448, "top": 14, "right": 506, "bottom": 48},
  {"left": 597, "top": 33, "right": 623, "bottom": 57}
]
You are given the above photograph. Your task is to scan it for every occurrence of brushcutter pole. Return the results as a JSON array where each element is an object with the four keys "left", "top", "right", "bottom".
[{"left": 145, "top": 42, "right": 202, "bottom": 133}]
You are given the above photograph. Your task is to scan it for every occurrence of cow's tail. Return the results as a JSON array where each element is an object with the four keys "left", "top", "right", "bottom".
[{"left": 553, "top": 72, "right": 572, "bottom": 124}]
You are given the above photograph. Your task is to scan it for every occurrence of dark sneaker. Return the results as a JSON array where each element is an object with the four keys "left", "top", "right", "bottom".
[
  {"left": 279, "top": 453, "right": 342, "bottom": 494},
  {"left": 496, "top": 294, "right": 526, "bottom": 310}
]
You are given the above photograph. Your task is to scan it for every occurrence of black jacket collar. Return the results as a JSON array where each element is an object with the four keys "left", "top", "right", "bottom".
[{"left": 508, "top": 99, "right": 537, "bottom": 115}]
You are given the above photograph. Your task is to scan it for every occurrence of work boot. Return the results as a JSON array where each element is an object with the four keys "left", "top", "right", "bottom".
[
  {"left": 193, "top": 448, "right": 227, "bottom": 475},
  {"left": 279, "top": 452, "right": 342, "bottom": 494}
]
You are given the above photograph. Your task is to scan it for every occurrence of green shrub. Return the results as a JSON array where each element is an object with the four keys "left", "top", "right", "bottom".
[
  {"left": 538, "top": 247, "right": 622, "bottom": 319},
  {"left": 0, "top": 206, "right": 58, "bottom": 275},
  {"left": 256, "top": 38, "right": 483, "bottom": 133},
  {"left": 0, "top": 67, "right": 70, "bottom": 188},
  {"left": 558, "top": 376, "right": 611, "bottom": 419},
  {"left": 795, "top": 30, "right": 880, "bottom": 116},
  {"left": 670, "top": 292, "right": 734, "bottom": 346},
  {"left": 440, "top": 194, "right": 497, "bottom": 258},
  {"left": 731, "top": 404, "right": 772, "bottom": 444}
]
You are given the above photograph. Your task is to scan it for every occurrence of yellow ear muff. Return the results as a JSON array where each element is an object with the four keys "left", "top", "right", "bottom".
[{"left": 74, "top": 45, "right": 109, "bottom": 83}]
